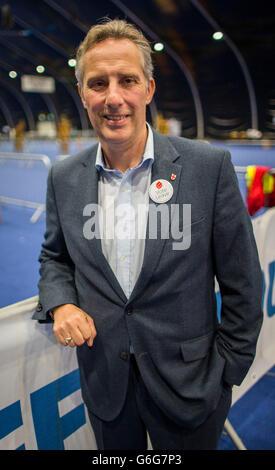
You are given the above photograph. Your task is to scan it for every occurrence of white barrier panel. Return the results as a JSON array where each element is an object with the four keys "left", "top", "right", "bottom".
[
  {"left": 0, "top": 209, "right": 274, "bottom": 449},
  {"left": 0, "top": 297, "right": 96, "bottom": 450},
  {"left": 232, "top": 208, "right": 275, "bottom": 405}
]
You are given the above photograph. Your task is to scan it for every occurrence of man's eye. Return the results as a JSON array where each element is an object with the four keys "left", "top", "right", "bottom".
[
  {"left": 95, "top": 82, "right": 105, "bottom": 89},
  {"left": 89, "top": 80, "right": 105, "bottom": 90},
  {"left": 123, "top": 77, "right": 136, "bottom": 85}
]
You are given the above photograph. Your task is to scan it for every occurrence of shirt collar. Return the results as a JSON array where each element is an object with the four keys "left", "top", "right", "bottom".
[{"left": 95, "top": 123, "right": 154, "bottom": 172}]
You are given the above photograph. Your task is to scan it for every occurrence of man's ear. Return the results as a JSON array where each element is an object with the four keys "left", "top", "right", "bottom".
[
  {"left": 146, "top": 77, "right": 156, "bottom": 105},
  {"left": 78, "top": 85, "right": 87, "bottom": 109}
]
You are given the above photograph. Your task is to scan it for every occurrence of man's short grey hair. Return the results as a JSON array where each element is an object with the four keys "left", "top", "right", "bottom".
[{"left": 75, "top": 18, "right": 154, "bottom": 87}]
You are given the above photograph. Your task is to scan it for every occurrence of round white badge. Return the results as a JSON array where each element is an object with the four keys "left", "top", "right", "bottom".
[{"left": 149, "top": 179, "right": 174, "bottom": 203}]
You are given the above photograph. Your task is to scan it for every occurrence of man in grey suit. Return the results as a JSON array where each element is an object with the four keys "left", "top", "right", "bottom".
[{"left": 35, "top": 19, "right": 263, "bottom": 450}]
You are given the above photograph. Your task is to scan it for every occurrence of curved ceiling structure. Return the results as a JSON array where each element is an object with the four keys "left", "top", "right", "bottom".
[{"left": 0, "top": 0, "right": 274, "bottom": 139}]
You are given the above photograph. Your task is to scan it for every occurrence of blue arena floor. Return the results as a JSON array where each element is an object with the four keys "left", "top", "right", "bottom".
[
  {"left": 218, "top": 366, "right": 275, "bottom": 450},
  {"left": 0, "top": 204, "right": 45, "bottom": 307}
]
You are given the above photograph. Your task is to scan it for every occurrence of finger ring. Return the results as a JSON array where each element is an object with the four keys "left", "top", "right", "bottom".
[{"left": 65, "top": 337, "right": 72, "bottom": 345}]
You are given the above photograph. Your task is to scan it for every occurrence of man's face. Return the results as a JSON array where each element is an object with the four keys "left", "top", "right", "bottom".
[{"left": 78, "top": 38, "right": 155, "bottom": 151}]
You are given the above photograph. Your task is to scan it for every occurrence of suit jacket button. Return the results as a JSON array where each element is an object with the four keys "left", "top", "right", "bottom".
[
  {"left": 126, "top": 306, "right": 133, "bottom": 315},
  {"left": 120, "top": 352, "right": 129, "bottom": 361},
  {"left": 36, "top": 302, "right": 43, "bottom": 312}
]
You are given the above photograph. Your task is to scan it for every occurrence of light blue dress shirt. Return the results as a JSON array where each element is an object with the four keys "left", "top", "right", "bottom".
[{"left": 95, "top": 125, "right": 154, "bottom": 299}]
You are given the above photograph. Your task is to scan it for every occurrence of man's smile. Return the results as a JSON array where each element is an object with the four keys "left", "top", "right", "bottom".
[{"left": 103, "top": 114, "right": 130, "bottom": 121}]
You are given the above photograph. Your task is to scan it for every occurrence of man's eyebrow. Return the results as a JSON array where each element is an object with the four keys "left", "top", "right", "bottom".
[
  {"left": 119, "top": 73, "right": 140, "bottom": 79},
  {"left": 86, "top": 72, "right": 140, "bottom": 81},
  {"left": 86, "top": 74, "right": 106, "bottom": 82}
]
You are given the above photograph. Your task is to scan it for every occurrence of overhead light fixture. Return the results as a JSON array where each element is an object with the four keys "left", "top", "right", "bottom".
[
  {"left": 36, "top": 65, "right": 45, "bottom": 74},
  {"left": 68, "top": 58, "right": 76, "bottom": 67},
  {"left": 9, "top": 70, "right": 17, "bottom": 78},
  {"left": 153, "top": 42, "right": 164, "bottom": 52},
  {"left": 212, "top": 31, "right": 224, "bottom": 40}
]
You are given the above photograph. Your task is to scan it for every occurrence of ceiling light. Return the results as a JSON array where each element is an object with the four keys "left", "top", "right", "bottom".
[
  {"left": 212, "top": 31, "right": 224, "bottom": 40},
  {"left": 36, "top": 65, "right": 45, "bottom": 74},
  {"left": 68, "top": 58, "right": 76, "bottom": 67},
  {"left": 153, "top": 42, "right": 164, "bottom": 52},
  {"left": 9, "top": 70, "right": 17, "bottom": 78}
]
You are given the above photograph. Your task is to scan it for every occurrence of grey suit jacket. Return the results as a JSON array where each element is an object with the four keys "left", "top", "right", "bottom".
[{"left": 35, "top": 129, "right": 263, "bottom": 429}]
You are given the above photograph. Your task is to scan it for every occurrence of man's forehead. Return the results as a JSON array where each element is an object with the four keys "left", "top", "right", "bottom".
[
  {"left": 82, "top": 38, "right": 145, "bottom": 77},
  {"left": 83, "top": 38, "right": 143, "bottom": 63}
]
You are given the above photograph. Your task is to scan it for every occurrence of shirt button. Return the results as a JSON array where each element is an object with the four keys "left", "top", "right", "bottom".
[{"left": 120, "top": 351, "right": 129, "bottom": 361}]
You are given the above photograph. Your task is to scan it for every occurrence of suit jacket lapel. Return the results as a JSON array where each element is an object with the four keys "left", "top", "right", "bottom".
[{"left": 129, "top": 130, "right": 182, "bottom": 303}]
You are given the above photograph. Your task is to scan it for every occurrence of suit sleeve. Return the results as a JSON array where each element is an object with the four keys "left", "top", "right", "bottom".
[
  {"left": 33, "top": 166, "right": 78, "bottom": 321},
  {"left": 213, "top": 151, "right": 263, "bottom": 385}
]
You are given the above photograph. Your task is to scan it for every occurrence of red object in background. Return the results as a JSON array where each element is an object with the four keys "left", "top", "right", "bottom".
[
  {"left": 246, "top": 166, "right": 270, "bottom": 216},
  {"left": 264, "top": 174, "right": 275, "bottom": 208}
]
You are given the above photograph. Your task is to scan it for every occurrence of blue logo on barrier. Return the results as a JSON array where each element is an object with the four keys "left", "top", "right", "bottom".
[
  {"left": 0, "top": 369, "right": 86, "bottom": 450},
  {"left": 0, "top": 400, "right": 24, "bottom": 450},
  {"left": 267, "top": 261, "right": 275, "bottom": 317},
  {"left": 30, "top": 368, "right": 86, "bottom": 449}
]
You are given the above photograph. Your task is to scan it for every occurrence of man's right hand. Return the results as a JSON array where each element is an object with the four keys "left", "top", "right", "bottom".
[{"left": 52, "top": 304, "right": 97, "bottom": 348}]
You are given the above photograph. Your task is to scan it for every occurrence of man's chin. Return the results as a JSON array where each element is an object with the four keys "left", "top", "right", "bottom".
[{"left": 100, "top": 127, "right": 132, "bottom": 145}]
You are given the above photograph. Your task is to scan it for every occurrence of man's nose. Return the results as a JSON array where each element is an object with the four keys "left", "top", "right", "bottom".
[{"left": 105, "top": 82, "right": 123, "bottom": 107}]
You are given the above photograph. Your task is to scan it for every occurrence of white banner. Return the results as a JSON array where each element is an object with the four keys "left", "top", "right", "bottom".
[
  {"left": 0, "top": 209, "right": 274, "bottom": 449},
  {"left": 232, "top": 207, "right": 275, "bottom": 404},
  {"left": 0, "top": 298, "right": 96, "bottom": 450}
]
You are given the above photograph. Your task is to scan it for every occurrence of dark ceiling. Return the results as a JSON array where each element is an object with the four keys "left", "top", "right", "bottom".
[{"left": 0, "top": 0, "right": 274, "bottom": 139}]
